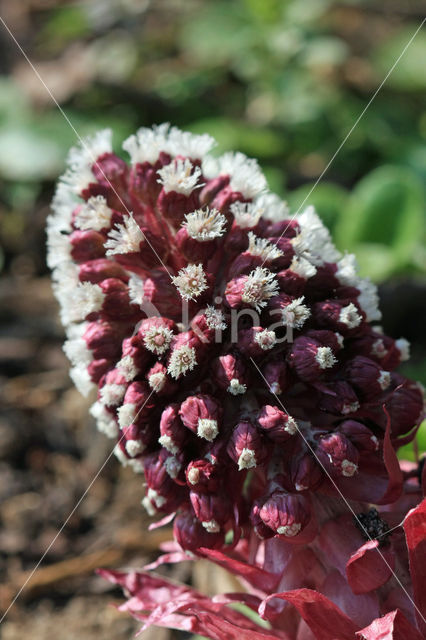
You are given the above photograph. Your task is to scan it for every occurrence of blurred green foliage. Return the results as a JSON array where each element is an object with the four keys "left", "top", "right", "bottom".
[{"left": 0, "top": 0, "right": 424, "bottom": 284}]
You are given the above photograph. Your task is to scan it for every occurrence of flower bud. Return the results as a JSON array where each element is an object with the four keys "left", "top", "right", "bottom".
[
  {"left": 289, "top": 336, "right": 338, "bottom": 382},
  {"left": 146, "top": 362, "right": 177, "bottom": 396},
  {"left": 291, "top": 452, "right": 323, "bottom": 492},
  {"left": 256, "top": 405, "right": 298, "bottom": 443},
  {"left": 173, "top": 511, "right": 225, "bottom": 551},
  {"left": 179, "top": 394, "right": 222, "bottom": 441},
  {"left": 227, "top": 420, "right": 268, "bottom": 470},
  {"left": 317, "top": 381, "right": 360, "bottom": 416},
  {"left": 316, "top": 432, "right": 359, "bottom": 478},
  {"left": 380, "top": 376, "right": 424, "bottom": 437},
  {"left": 83, "top": 320, "right": 128, "bottom": 360},
  {"left": 262, "top": 359, "right": 291, "bottom": 395},
  {"left": 190, "top": 490, "right": 232, "bottom": 532},
  {"left": 257, "top": 491, "right": 311, "bottom": 537},
  {"left": 313, "top": 299, "right": 365, "bottom": 335},
  {"left": 158, "top": 404, "right": 188, "bottom": 454},
  {"left": 339, "top": 420, "right": 379, "bottom": 452},
  {"left": 98, "top": 368, "right": 128, "bottom": 407},
  {"left": 70, "top": 229, "right": 106, "bottom": 263},
  {"left": 346, "top": 356, "right": 391, "bottom": 399},
  {"left": 237, "top": 326, "right": 278, "bottom": 358},
  {"left": 185, "top": 459, "right": 219, "bottom": 492},
  {"left": 212, "top": 353, "right": 249, "bottom": 396},
  {"left": 79, "top": 258, "right": 129, "bottom": 284}
]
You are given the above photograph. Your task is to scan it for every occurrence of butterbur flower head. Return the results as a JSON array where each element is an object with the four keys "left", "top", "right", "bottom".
[{"left": 48, "top": 124, "right": 424, "bottom": 574}]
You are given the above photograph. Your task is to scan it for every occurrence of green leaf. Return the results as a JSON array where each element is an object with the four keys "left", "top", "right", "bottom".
[
  {"left": 334, "top": 166, "right": 425, "bottom": 279},
  {"left": 287, "top": 182, "right": 348, "bottom": 233},
  {"left": 372, "top": 26, "right": 426, "bottom": 91}
]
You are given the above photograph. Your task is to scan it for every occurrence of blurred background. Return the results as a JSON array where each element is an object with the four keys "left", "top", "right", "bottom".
[{"left": 0, "top": 1, "right": 425, "bottom": 638}]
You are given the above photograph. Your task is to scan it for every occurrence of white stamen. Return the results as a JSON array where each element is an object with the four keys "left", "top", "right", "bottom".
[
  {"left": 342, "top": 401, "right": 360, "bottom": 415},
  {"left": 143, "top": 325, "right": 174, "bottom": 354},
  {"left": 371, "top": 339, "right": 387, "bottom": 358},
  {"left": 293, "top": 206, "right": 340, "bottom": 265},
  {"left": 378, "top": 370, "right": 391, "bottom": 391},
  {"left": 158, "top": 435, "right": 179, "bottom": 455},
  {"left": 205, "top": 151, "right": 267, "bottom": 199},
  {"left": 105, "top": 213, "right": 143, "bottom": 255},
  {"left": 357, "top": 278, "right": 382, "bottom": 322},
  {"left": 341, "top": 459, "right": 358, "bottom": 477},
  {"left": 63, "top": 337, "right": 91, "bottom": 366},
  {"left": 148, "top": 371, "right": 166, "bottom": 392},
  {"left": 202, "top": 519, "right": 220, "bottom": 533},
  {"left": 187, "top": 468, "right": 200, "bottom": 485},
  {"left": 90, "top": 401, "right": 119, "bottom": 438},
  {"left": 282, "top": 296, "right": 311, "bottom": 329},
  {"left": 197, "top": 418, "right": 218, "bottom": 442},
  {"left": 167, "top": 345, "right": 197, "bottom": 379},
  {"left": 67, "top": 282, "right": 105, "bottom": 323},
  {"left": 117, "top": 355, "right": 139, "bottom": 381},
  {"left": 229, "top": 201, "right": 262, "bottom": 228},
  {"left": 69, "top": 365, "right": 95, "bottom": 396},
  {"left": 247, "top": 232, "right": 283, "bottom": 261},
  {"left": 228, "top": 378, "right": 247, "bottom": 395},
  {"left": 237, "top": 448, "right": 257, "bottom": 470},
  {"left": 164, "top": 456, "right": 182, "bottom": 479},
  {"left": 254, "top": 329, "right": 277, "bottom": 350},
  {"left": 396, "top": 338, "right": 410, "bottom": 361},
  {"left": 128, "top": 273, "right": 145, "bottom": 306},
  {"left": 168, "top": 127, "right": 216, "bottom": 158},
  {"left": 277, "top": 523, "right": 301, "bottom": 537},
  {"left": 157, "top": 158, "right": 202, "bottom": 195},
  {"left": 253, "top": 192, "right": 289, "bottom": 222},
  {"left": 74, "top": 195, "right": 113, "bottom": 231},
  {"left": 118, "top": 403, "right": 137, "bottom": 428},
  {"left": 183, "top": 207, "right": 226, "bottom": 241},
  {"left": 125, "top": 439, "right": 145, "bottom": 457},
  {"left": 335, "top": 253, "right": 358, "bottom": 285},
  {"left": 339, "top": 303, "right": 362, "bottom": 329},
  {"left": 172, "top": 264, "right": 208, "bottom": 301},
  {"left": 315, "top": 346, "right": 337, "bottom": 369},
  {"left": 204, "top": 305, "right": 227, "bottom": 331},
  {"left": 269, "top": 382, "right": 282, "bottom": 395},
  {"left": 100, "top": 383, "right": 126, "bottom": 407},
  {"left": 242, "top": 267, "right": 279, "bottom": 312},
  {"left": 122, "top": 123, "right": 170, "bottom": 165},
  {"left": 335, "top": 333, "right": 344, "bottom": 348},
  {"left": 285, "top": 416, "right": 298, "bottom": 435},
  {"left": 290, "top": 256, "right": 317, "bottom": 279}
]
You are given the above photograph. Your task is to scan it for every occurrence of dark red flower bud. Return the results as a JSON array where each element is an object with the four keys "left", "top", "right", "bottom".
[
  {"left": 289, "top": 336, "right": 338, "bottom": 382},
  {"left": 212, "top": 353, "right": 249, "bottom": 396},
  {"left": 186, "top": 459, "right": 219, "bottom": 492},
  {"left": 117, "top": 381, "right": 155, "bottom": 429},
  {"left": 83, "top": 320, "right": 126, "bottom": 360},
  {"left": 257, "top": 405, "right": 298, "bottom": 443},
  {"left": 146, "top": 361, "right": 177, "bottom": 396},
  {"left": 382, "top": 376, "right": 424, "bottom": 437},
  {"left": 227, "top": 420, "right": 268, "bottom": 470},
  {"left": 316, "top": 432, "right": 359, "bottom": 478},
  {"left": 237, "top": 326, "right": 278, "bottom": 358},
  {"left": 317, "top": 381, "right": 360, "bottom": 416},
  {"left": 291, "top": 452, "right": 323, "bottom": 492},
  {"left": 70, "top": 229, "right": 106, "bottom": 263},
  {"left": 143, "top": 269, "right": 183, "bottom": 319},
  {"left": 179, "top": 394, "right": 222, "bottom": 442},
  {"left": 79, "top": 258, "right": 129, "bottom": 284},
  {"left": 158, "top": 404, "right": 187, "bottom": 454},
  {"left": 262, "top": 359, "right": 291, "bottom": 395},
  {"left": 257, "top": 491, "right": 311, "bottom": 537},
  {"left": 173, "top": 511, "right": 225, "bottom": 551},
  {"left": 276, "top": 268, "right": 306, "bottom": 296},
  {"left": 98, "top": 367, "right": 128, "bottom": 407},
  {"left": 346, "top": 355, "right": 391, "bottom": 400},
  {"left": 250, "top": 502, "right": 275, "bottom": 540},
  {"left": 190, "top": 490, "right": 232, "bottom": 532},
  {"left": 199, "top": 174, "right": 230, "bottom": 207},
  {"left": 142, "top": 451, "right": 185, "bottom": 515},
  {"left": 313, "top": 299, "right": 365, "bottom": 335}
]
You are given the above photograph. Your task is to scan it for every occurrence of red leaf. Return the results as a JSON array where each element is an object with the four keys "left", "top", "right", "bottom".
[
  {"left": 356, "top": 609, "right": 424, "bottom": 640},
  {"left": 199, "top": 548, "right": 280, "bottom": 592},
  {"left": 259, "top": 588, "right": 358, "bottom": 640},
  {"left": 346, "top": 540, "right": 394, "bottom": 594},
  {"left": 376, "top": 404, "right": 403, "bottom": 505},
  {"left": 403, "top": 498, "right": 426, "bottom": 636}
]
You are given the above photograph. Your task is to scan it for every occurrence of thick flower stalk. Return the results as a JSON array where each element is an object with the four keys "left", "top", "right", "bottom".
[{"left": 47, "top": 125, "right": 425, "bottom": 639}]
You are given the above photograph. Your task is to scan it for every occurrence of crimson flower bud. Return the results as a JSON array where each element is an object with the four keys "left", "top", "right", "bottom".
[
  {"left": 98, "top": 367, "right": 128, "bottom": 407},
  {"left": 257, "top": 491, "right": 311, "bottom": 537},
  {"left": 256, "top": 405, "right": 298, "bottom": 443},
  {"left": 289, "top": 336, "right": 338, "bottom": 382},
  {"left": 237, "top": 326, "right": 277, "bottom": 358},
  {"left": 291, "top": 452, "right": 323, "bottom": 492},
  {"left": 146, "top": 361, "right": 177, "bottom": 396},
  {"left": 142, "top": 451, "right": 185, "bottom": 515},
  {"left": 317, "top": 381, "right": 360, "bottom": 416},
  {"left": 190, "top": 490, "right": 232, "bottom": 532},
  {"left": 339, "top": 420, "right": 379, "bottom": 452},
  {"left": 276, "top": 268, "right": 306, "bottom": 296},
  {"left": 212, "top": 353, "right": 249, "bottom": 396},
  {"left": 250, "top": 502, "right": 275, "bottom": 540},
  {"left": 117, "top": 381, "right": 155, "bottom": 431},
  {"left": 227, "top": 420, "right": 268, "bottom": 470},
  {"left": 186, "top": 459, "right": 219, "bottom": 492},
  {"left": 157, "top": 188, "right": 199, "bottom": 226},
  {"left": 199, "top": 174, "right": 230, "bottom": 207},
  {"left": 346, "top": 356, "right": 391, "bottom": 399},
  {"left": 83, "top": 320, "right": 126, "bottom": 360},
  {"left": 173, "top": 511, "right": 225, "bottom": 551},
  {"left": 79, "top": 257, "right": 129, "bottom": 284},
  {"left": 158, "top": 404, "right": 188, "bottom": 454},
  {"left": 316, "top": 432, "right": 359, "bottom": 478},
  {"left": 381, "top": 376, "right": 424, "bottom": 437},
  {"left": 70, "top": 229, "right": 106, "bottom": 263},
  {"left": 262, "top": 359, "right": 291, "bottom": 395},
  {"left": 313, "top": 299, "right": 365, "bottom": 335},
  {"left": 179, "top": 394, "right": 222, "bottom": 441}
]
